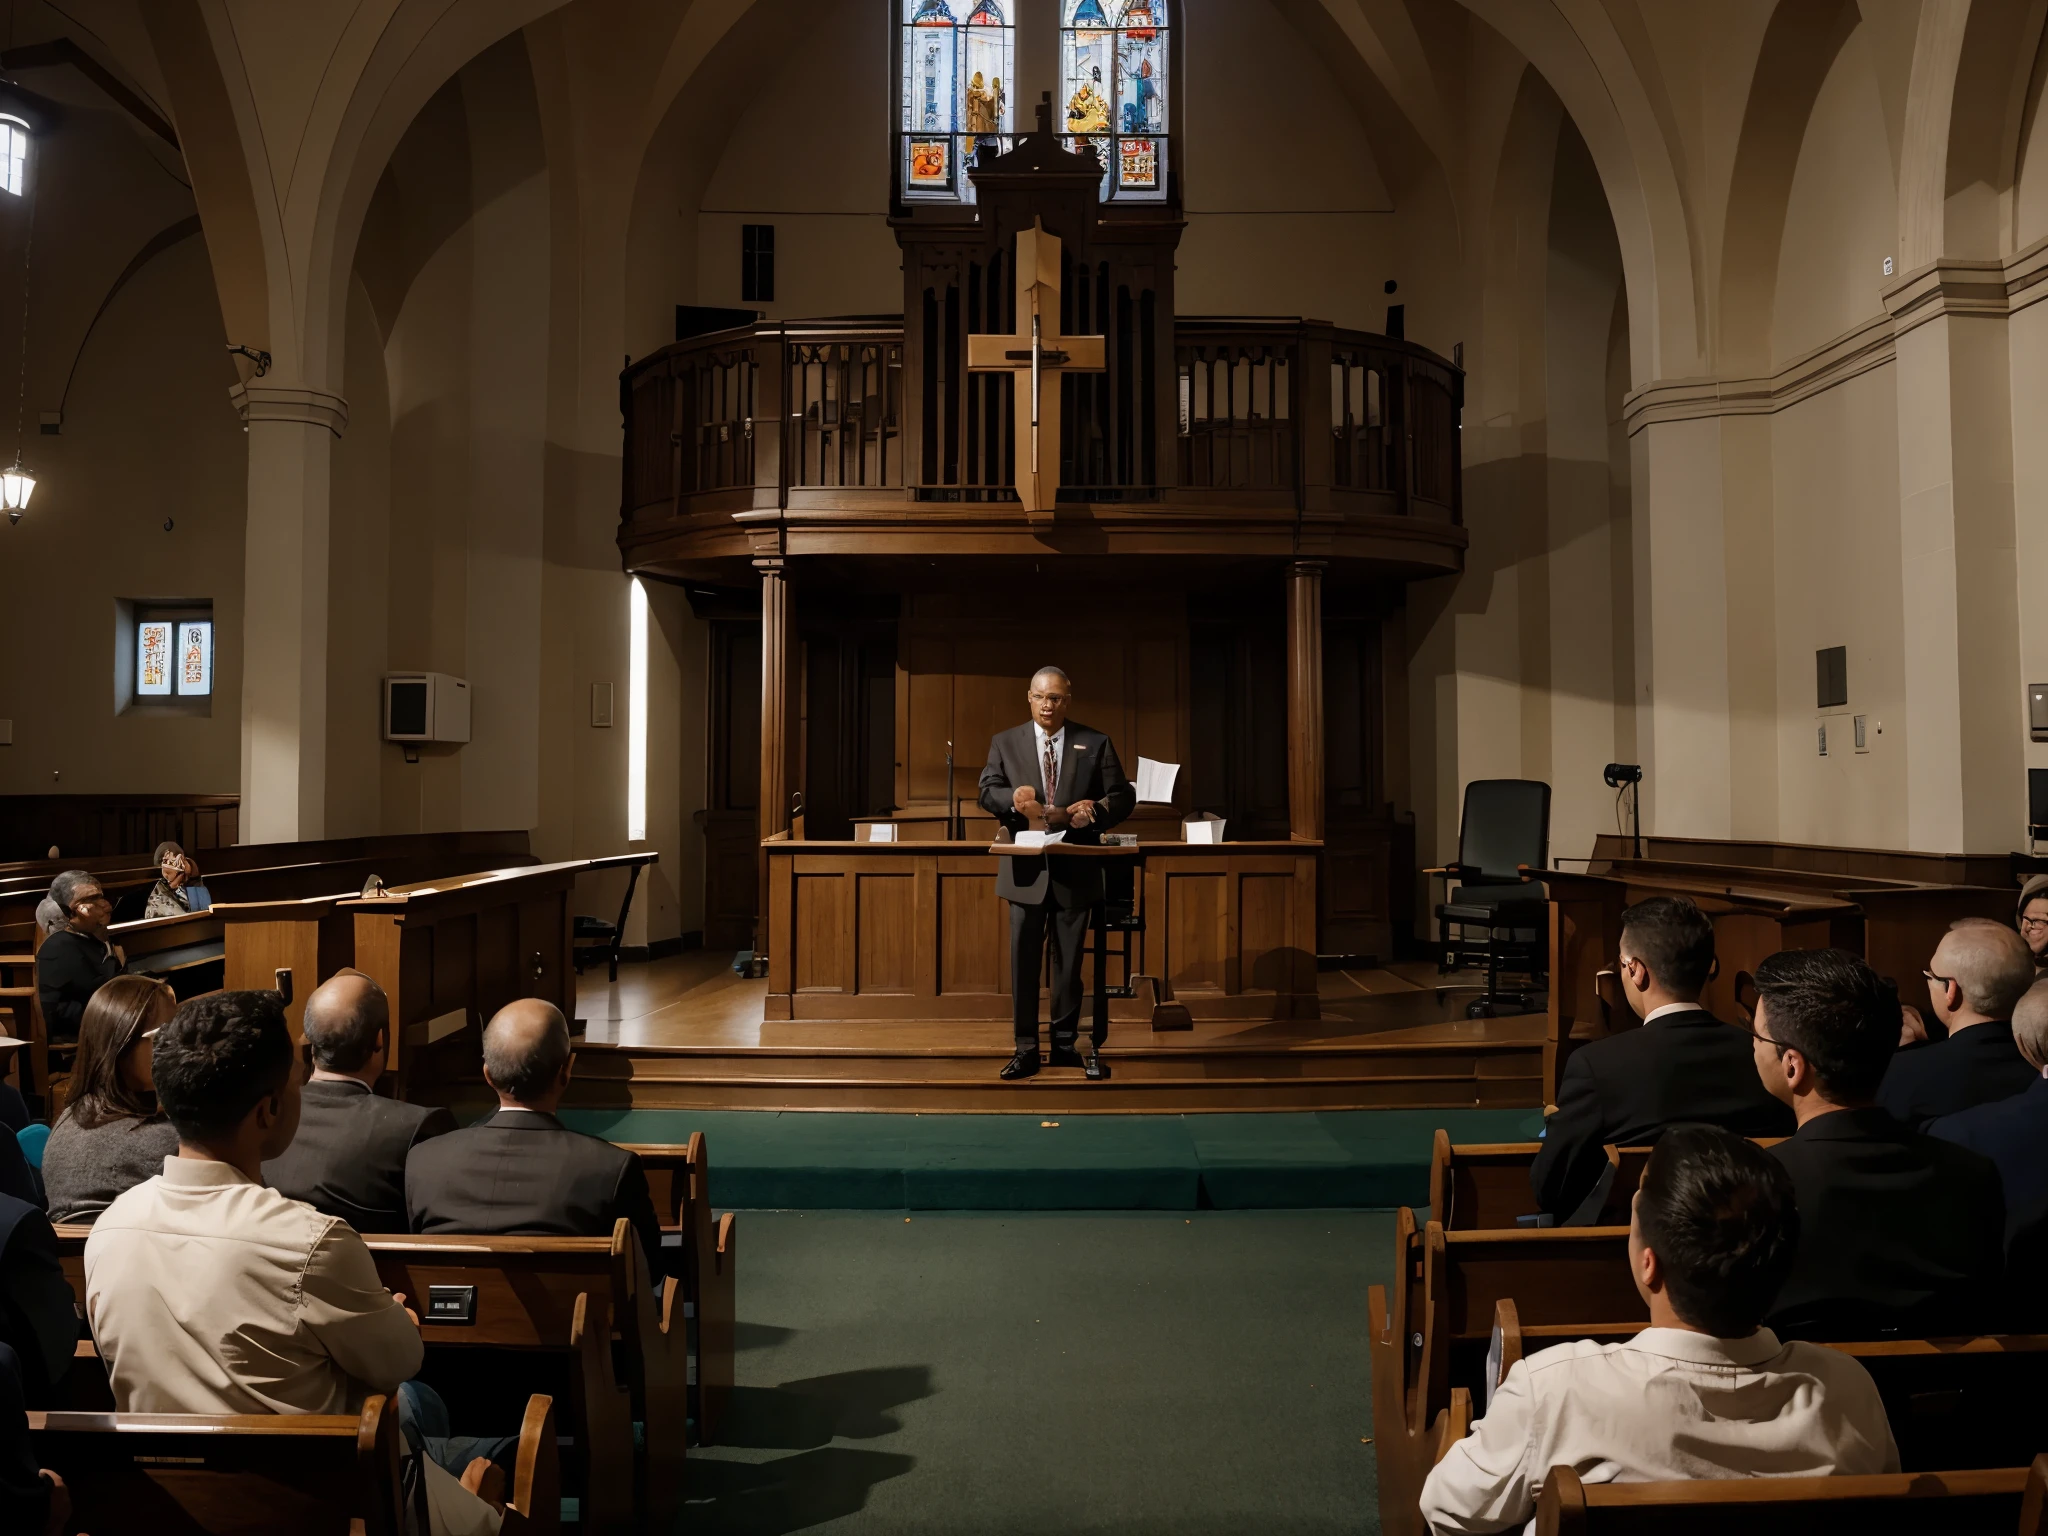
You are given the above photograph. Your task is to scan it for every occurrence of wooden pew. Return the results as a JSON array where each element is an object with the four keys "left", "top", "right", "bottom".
[
  {"left": 29, "top": 1392, "right": 561, "bottom": 1536},
  {"left": 1532, "top": 1457, "right": 2046, "bottom": 1535},
  {"left": 364, "top": 1220, "right": 684, "bottom": 1536},
  {"left": 1429, "top": 1134, "right": 1771, "bottom": 1232},
  {"left": 623, "top": 1131, "right": 738, "bottom": 1445}
]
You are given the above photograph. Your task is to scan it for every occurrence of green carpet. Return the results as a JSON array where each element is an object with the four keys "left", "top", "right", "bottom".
[
  {"left": 556, "top": 1107, "right": 1541, "bottom": 1210},
  {"left": 684, "top": 1209, "right": 1392, "bottom": 1534}
]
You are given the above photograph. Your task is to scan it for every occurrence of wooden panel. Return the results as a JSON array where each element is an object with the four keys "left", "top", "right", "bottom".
[
  {"left": 793, "top": 873, "right": 851, "bottom": 993},
  {"left": 1164, "top": 870, "right": 1229, "bottom": 993},
  {"left": 854, "top": 872, "right": 916, "bottom": 994},
  {"left": 938, "top": 869, "right": 1008, "bottom": 996},
  {"left": 1237, "top": 871, "right": 1300, "bottom": 993}
]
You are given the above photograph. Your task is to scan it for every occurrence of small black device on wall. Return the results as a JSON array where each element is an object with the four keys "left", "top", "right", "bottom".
[
  {"left": 2029, "top": 683, "right": 2048, "bottom": 741},
  {"left": 742, "top": 223, "right": 775, "bottom": 304},
  {"left": 2030, "top": 768, "right": 2048, "bottom": 841},
  {"left": 1816, "top": 646, "right": 1848, "bottom": 709}
]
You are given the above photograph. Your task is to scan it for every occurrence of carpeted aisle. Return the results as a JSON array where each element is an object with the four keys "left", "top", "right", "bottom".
[{"left": 686, "top": 1208, "right": 1394, "bottom": 1536}]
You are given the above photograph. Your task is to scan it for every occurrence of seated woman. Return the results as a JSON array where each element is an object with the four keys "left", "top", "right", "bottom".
[
  {"left": 2021, "top": 875, "right": 2048, "bottom": 974},
  {"left": 35, "top": 873, "right": 123, "bottom": 1049},
  {"left": 142, "top": 842, "right": 202, "bottom": 920},
  {"left": 41, "top": 977, "right": 178, "bottom": 1225}
]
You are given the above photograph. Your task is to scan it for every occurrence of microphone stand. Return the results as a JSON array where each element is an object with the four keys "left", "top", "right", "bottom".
[{"left": 946, "top": 739, "right": 959, "bottom": 842}]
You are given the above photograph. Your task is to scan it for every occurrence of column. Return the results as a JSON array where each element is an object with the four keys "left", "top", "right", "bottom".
[
  {"left": 1884, "top": 265, "right": 2022, "bottom": 852},
  {"left": 1287, "top": 560, "right": 1325, "bottom": 842},
  {"left": 232, "top": 383, "right": 347, "bottom": 844},
  {"left": 755, "top": 558, "right": 797, "bottom": 950}
]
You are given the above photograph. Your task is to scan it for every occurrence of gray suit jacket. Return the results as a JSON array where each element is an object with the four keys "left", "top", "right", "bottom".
[
  {"left": 978, "top": 721, "right": 1135, "bottom": 906},
  {"left": 264, "top": 1079, "right": 454, "bottom": 1234}
]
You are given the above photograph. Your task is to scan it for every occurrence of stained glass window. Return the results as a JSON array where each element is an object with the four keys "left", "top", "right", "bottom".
[
  {"left": 900, "top": 0, "right": 1015, "bottom": 203},
  {"left": 1061, "top": 0, "right": 1168, "bottom": 201},
  {"left": 137, "top": 621, "right": 172, "bottom": 697},
  {"left": 130, "top": 605, "right": 213, "bottom": 704},
  {"left": 0, "top": 117, "right": 27, "bottom": 198}
]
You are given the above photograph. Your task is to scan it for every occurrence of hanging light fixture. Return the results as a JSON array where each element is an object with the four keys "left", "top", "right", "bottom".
[{"left": 1, "top": 109, "right": 33, "bottom": 525}]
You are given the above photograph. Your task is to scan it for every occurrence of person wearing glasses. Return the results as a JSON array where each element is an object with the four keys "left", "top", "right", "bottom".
[
  {"left": 1750, "top": 947, "right": 2006, "bottom": 1340},
  {"left": 2018, "top": 875, "right": 2048, "bottom": 973},
  {"left": 1877, "top": 919, "right": 2037, "bottom": 1125},
  {"left": 977, "top": 666, "right": 1135, "bottom": 1081},
  {"left": 142, "top": 842, "right": 204, "bottom": 920},
  {"left": 35, "top": 871, "right": 124, "bottom": 1048},
  {"left": 40, "top": 976, "right": 179, "bottom": 1224},
  {"left": 1529, "top": 896, "right": 1792, "bottom": 1221}
]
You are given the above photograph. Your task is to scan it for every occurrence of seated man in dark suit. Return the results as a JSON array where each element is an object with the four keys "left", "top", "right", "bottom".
[
  {"left": 262, "top": 970, "right": 454, "bottom": 1232},
  {"left": 1931, "top": 979, "right": 2048, "bottom": 1310},
  {"left": 1878, "top": 919, "right": 2038, "bottom": 1124},
  {"left": 406, "top": 999, "right": 668, "bottom": 1277},
  {"left": 1531, "top": 896, "right": 1792, "bottom": 1219},
  {"left": 0, "top": 1190, "right": 77, "bottom": 1536},
  {"left": 1753, "top": 947, "right": 2006, "bottom": 1338}
]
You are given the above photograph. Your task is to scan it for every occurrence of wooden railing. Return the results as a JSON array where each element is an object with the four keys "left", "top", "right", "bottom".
[
  {"left": 0, "top": 794, "right": 239, "bottom": 863},
  {"left": 619, "top": 316, "right": 1460, "bottom": 525}
]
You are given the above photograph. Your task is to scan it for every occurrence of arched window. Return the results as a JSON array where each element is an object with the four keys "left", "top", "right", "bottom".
[
  {"left": 899, "top": 0, "right": 1014, "bottom": 204},
  {"left": 0, "top": 115, "right": 28, "bottom": 197},
  {"left": 1060, "top": 0, "right": 1168, "bottom": 201}
]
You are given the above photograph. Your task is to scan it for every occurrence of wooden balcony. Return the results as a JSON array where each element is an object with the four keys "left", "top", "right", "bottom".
[{"left": 618, "top": 316, "right": 1466, "bottom": 579}]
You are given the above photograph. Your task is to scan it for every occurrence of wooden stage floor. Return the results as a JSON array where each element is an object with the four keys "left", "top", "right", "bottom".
[{"left": 563, "top": 952, "right": 1546, "bottom": 1114}]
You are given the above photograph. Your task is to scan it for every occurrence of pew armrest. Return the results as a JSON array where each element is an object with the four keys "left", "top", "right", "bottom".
[
  {"left": 500, "top": 1394, "right": 561, "bottom": 1536},
  {"left": 1432, "top": 1388, "right": 1473, "bottom": 1466}
]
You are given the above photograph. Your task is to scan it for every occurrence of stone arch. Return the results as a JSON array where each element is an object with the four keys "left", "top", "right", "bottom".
[{"left": 1717, "top": 0, "right": 1862, "bottom": 375}]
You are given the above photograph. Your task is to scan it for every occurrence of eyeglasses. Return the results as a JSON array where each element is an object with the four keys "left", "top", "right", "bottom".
[
  {"left": 1732, "top": 1020, "right": 1788, "bottom": 1053},
  {"left": 1028, "top": 691, "right": 1069, "bottom": 703},
  {"left": 2021, "top": 917, "right": 2048, "bottom": 934},
  {"left": 1923, "top": 968, "right": 1957, "bottom": 990}
]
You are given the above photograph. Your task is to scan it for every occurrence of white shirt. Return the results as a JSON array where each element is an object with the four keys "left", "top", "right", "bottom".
[
  {"left": 1642, "top": 1001, "right": 1704, "bottom": 1025},
  {"left": 1033, "top": 723, "right": 1067, "bottom": 799},
  {"left": 1419, "top": 1328, "right": 1898, "bottom": 1534}
]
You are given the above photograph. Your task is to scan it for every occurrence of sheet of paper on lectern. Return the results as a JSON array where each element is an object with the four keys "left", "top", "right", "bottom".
[
  {"left": 1013, "top": 830, "right": 1066, "bottom": 849},
  {"left": 1135, "top": 757, "right": 1180, "bottom": 803},
  {"left": 866, "top": 823, "right": 899, "bottom": 843}
]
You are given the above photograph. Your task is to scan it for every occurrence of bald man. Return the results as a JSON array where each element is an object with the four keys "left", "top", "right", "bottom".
[
  {"left": 403, "top": 1000, "right": 668, "bottom": 1279},
  {"left": 262, "top": 971, "right": 453, "bottom": 1233},
  {"left": 1878, "top": 920, "right": 2041, "bottom": 1126},
  {"left": 1932, "top": 982, "right": 2048, "bottom": 1303}
]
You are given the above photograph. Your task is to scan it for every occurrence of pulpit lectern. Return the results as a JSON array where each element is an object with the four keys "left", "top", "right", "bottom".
[{"left": 989, "top": 838, "right": 1150, "bottom": 1076}]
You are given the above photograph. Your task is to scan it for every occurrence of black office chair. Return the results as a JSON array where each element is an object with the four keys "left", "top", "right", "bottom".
[{"left": 1431, "top": 779, "right": 1551, "bottom": 1017}]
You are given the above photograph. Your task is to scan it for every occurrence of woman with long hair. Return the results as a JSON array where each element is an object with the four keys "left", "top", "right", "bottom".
[{"left": 41, "top": 976, "right": 179, "bottom": 1224}]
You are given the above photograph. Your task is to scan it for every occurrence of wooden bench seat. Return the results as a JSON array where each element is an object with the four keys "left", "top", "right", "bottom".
[
  {"left": 622, "top": 1131, "right": 737, "bottom": 1443},
  {"left": 1428, "top": 1131, "right": 1782, "bottom": 1231},
  {"left": 28, "top": 1391, "right": 561, "bottom": 1536},
  {"left": 1532, "top": 1456, "right": 2048, "bottom": 1535},
  {"left": 365, "top": 1220, "right": 684, "bottom": 1536}
]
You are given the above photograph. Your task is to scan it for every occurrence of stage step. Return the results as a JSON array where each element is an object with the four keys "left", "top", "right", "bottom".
[{"left": 554, "top": 1106, "right": 1548, "bottom": 1209}]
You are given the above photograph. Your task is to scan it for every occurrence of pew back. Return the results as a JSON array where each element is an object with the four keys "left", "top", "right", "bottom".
[{"left": 622, "top": 1131, "right": 738, "bottom": 1443}]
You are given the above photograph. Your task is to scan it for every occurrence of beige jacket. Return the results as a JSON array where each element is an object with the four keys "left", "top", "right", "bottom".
[
  {"left": 1419, "top": 1327, "right": 1899, "bottom": 1534},
  {"left": 83, "top": 1155, "right": 423, "bottom": 1415}
]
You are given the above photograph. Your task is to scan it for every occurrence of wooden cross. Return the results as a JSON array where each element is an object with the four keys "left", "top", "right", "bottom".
[{"left": 966, "top": 219, "right": 1106, "bottom": 512}]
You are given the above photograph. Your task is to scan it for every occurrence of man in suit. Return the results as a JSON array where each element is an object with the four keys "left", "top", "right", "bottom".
[
  {"left": 1878, "top": 919, "right": 2038, "bottom": 1124},
  {"left": 978, "top": 665, "right": 1135, "bottom": 1081},
  {"left": 1530, "top": 896, "right": 1792, "bottom": 1219},
  {"left": 405, "top": 999, "right": 669, "bottom": 1279},
  {"left": 1931, "top": 979, "right": 2048, "bottom": 1311},
  {"left": 1752, "top": 947, "right": 2006, "bottom": 1339},
  {"left": 263, "top": 971, "right": 454, "bottom": 1233}
]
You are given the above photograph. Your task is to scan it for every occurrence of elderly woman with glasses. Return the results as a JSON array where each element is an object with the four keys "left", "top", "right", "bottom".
[
  {"left": 2018, "top": 875, "right": 2048, "bottom": 973},
  {"left": 35, "top": 870, "right": 124, "bottom": 1048},
  {"left": 41, "top": 976, "right": 179, "bottom": 1224},
  {"left": 142, "top": 841, "right": 203, "bottom": 920}
]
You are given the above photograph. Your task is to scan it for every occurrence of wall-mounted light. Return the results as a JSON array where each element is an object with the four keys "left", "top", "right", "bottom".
[{"left": 1, "top": 458, "right": 32, "bottom": 525}]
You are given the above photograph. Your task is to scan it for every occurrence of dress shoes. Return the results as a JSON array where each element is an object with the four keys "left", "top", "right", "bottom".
[
  {"left": 1047, "top": 1044, "right": 1086, "bottom": 1069},
  {"left": 1084, "top": 1050, "right": 1111, "bottom": 1081},
  {"left": 1000, "top": 1047, "right": 1042, "bottom": 1080}
]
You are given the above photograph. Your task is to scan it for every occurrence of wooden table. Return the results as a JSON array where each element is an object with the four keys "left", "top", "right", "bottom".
[{"left": 762, "top": 837, "right": 1319, "bottom": 1025}]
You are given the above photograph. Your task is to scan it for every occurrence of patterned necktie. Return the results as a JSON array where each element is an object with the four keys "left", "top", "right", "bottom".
[{"left": 1043, "top": 736, "right": 1059, "bottom": 807}]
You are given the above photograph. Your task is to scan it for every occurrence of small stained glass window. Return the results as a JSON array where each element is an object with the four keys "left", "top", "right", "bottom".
[
  {"left": 130, "top": 603, "right": 213, "bottom": 705},
  {"left": 178, "top": 621, "right": 213, "bottom": 695},
  {"left": 899, "top": 0, "right": 1014, "bottom": 204},
  {"left": 137, "top": 621, "right": 172, "bottom": 697},
  {"left": 0, "top": 117, "right": 27, "bottom": 198},
  {"left": 1060, "top": 0, "right": 1168, "bottom": 202}
]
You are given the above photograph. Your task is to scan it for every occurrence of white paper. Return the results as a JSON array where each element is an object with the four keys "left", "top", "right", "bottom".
[
  {"left": 867, "top": 822, "right": 899, "bottom": 843},
  {"left": 1135, "top": 756, "right": 1181, "bottom": 804},
  {"left": 1013, "top": 830, "right": 1067, "bottom": 849},
  {"left": 1184, "top": 819, "right": 1224, "bottom": 844}
]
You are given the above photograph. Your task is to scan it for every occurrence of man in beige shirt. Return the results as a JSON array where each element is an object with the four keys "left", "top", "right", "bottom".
[
  {"left": 1420, "top": 1123, "right": 1898, "bottom": 1534},
  {"left": 84, "top": 990, "right": 503, "bottom": 1535}
]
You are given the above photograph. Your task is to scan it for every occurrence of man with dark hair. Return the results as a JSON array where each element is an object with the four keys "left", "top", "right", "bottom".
[
  {"left": 405, "top": 999, "right": 668, "bottom": 1278},
  {"left": 83, "top": 991, "right": 506, "bottom": 1534},
  {"left": 1751, "top": 948, "right": 2007, "bottom": 1338},
  {"left": 1530, "top": 896, "right": 1791, "bottom": 1219},
  {"left": 263, "top": 971, "right": 454, "bottom": 1233},
  {"left": 1423, "top": 1124, "right": 1896, "bottom": 1530},
  {"left": 1879, "top": 920, "right": 2039, "bottom": 1124}
]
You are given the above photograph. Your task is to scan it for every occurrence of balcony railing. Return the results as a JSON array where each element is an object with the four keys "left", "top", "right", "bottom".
[{"left": 620, "top": 316, "right": 1460, "bottom": 526}]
